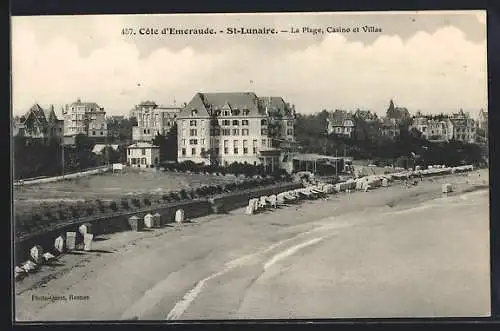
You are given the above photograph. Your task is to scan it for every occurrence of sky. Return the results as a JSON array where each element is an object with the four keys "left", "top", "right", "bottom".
[{"left": 11, "top": 11, "right": 488, "bottom": 118}]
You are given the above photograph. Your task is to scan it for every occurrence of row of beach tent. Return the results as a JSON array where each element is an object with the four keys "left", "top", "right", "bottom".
[{"left": 245, "top": 164, "right": 475, "bottom": 215}]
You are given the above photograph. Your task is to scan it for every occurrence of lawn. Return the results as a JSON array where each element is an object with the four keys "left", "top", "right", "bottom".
[{"left": 13, "top": 168, "right": 239, "bottom": 212}]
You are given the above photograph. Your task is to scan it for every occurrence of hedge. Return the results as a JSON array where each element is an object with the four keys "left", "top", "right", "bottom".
[{"left": 14, "top": 175, "right": 290, "bottom": 238}]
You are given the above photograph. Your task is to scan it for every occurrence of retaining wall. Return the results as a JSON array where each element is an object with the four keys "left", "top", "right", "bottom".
[{"left": 15, "top": 181, "right": 303, "bottom": 264}]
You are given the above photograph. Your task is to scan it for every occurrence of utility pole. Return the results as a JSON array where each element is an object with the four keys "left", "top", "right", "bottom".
[
  {"left": 61, "top": 137, "right": 65, "bottom": 179},
  {"left": 335, "top": 148, "right": 338, "bottom": 176}
]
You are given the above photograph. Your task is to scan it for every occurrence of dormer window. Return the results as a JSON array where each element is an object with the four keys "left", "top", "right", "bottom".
[
  {"left": 191, "top": 109, "right": 197, "bottom": 117},
  {"left": 223, "top": 111, "right": 230, "bottom": 116},
  {"left": 243, "top": 109, "right": 250, "bottom": 116}
]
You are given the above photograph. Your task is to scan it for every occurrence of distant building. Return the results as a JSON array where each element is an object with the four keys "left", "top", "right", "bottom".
[
  {"left": 131, "top": 101, "right": 181, "bottom": 142},
  {"left": 354, "top": 109, "right": 378, "bottom": 122},
  {"left": 13, "top": 104, "right": 64, "bottom": 139},
  {"left": 177, "top": 92, "right": 296, "bottom": 171},
  {"left": 381, "top": 117, "right": 400, "bottom": 138},
  {"left": 126, "top": 142, "right": 160, "bottom": 168},
  {"left": 449, "top": 109, "right": 476, "bottom": 144},
  {"left": 477, "top": 108, "right": 488, "bottom": 142},
  {"left": 410, "top": 115, "right": 453, "bottom": 142},
  {"left": 326, "top": 110, "right": 355, "bottom": 137},
  {"left": 386, "top": 99, "right": 411, "bottom": 127},
  {"left": 62, "top": 98, "right": 108, "bottom": 140}
]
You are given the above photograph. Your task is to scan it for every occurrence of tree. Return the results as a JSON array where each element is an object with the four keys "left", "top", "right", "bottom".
[{"left": 164, "top": 124, "right": 178, "bottom": 161}]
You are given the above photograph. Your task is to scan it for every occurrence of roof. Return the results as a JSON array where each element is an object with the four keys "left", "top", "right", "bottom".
[
  {"left": 92, "top": 144, "right": 119, "bottom": 154},
  {"left": 127, "top": 142, "right": 159, "bottom": 149},
  {"left": 138, "top": 101, "right": 158, "bottom": 107},
  {"left": 327, "top": 110, "right": 355, "bottom": 126},
  {"left": 178, "top": 92, "right": 265, "bottom": 119},
  {"left": 23, "top": 103, "right": 49, "bottom": 126},
  {"left": 258, "top": 96, "right": 293, "bottom": 118},
  {"left": 68, "top": 98, "right": 102, "bottom": 111},
  {"left": 354, "top": 109, "right": 377, "bottom": 121},
  {"left": 293, "top": 153, "right": 345, "bottom": 162},
  {"left": 386, "top": 100, "right": 410, "bottom": 120}
]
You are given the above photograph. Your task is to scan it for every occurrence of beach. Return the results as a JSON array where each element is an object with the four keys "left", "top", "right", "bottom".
[{"left": 15, "top": 170, "right": 490, "bottom": 321}]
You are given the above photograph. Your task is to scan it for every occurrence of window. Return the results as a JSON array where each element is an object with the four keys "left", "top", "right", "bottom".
[
  {"left": 223, "top": 111, "right": 230, "bottom": 116},
  {"left": 190, "top": 120, "right": 197, "bottom": 126},
  {"left": 243, "top": 109, "right": 250, "bottom": 116},
  {"left": 224, "top": 140, "right": 229, "bottom": 154},
  {"left": 192, "top": 148, "right": 196, "bottom": 155},
  {"left": 190, "top": 129, "right": 197, "bottom": 136},
  {"left": 232, "top": 120, "right": 239, "bottom": 126},
  {"left": 242, "top": 129, "right": 249, "bottom": 136},
  {"left": 261, "top": 119, "right": 268, "bottom": 125},
  {"left": 222, "top": 129, "right": 231, "bottom": 136},
  {"left": 201, "top": 147, "right": 206, "bottom": 155},
  {"left": 182, "top": 148, "right": 186, "bottom": 156},
  {"left": 215, "top": 147, "right": 220, "bottom": 154},
  {"left": 242, "top": 120, "right": 249, "bottom": 125},
  {"left": 262, "top": 139, "right": 267, "bottom": 147},
  {"left": 182, "top": 139, "right": 186, "bottom": 146},
  {"left": 211, "top": 128, "right": 220, "bottom": 136},
  {"left": 233, "top": 140, "right": 239, "bottom": 154},
  {"left": 144, "top": 129, "right": 147, "bottom": 134},
  {"left": 222, "top": 120, "right": 230, "bottom": 126},
  {"left": 287, "top": 121, "right": 294, "bottom": 126},
  {"left": 243, "top": 140, "right": 248, "bottom": 154},
  {"left": 141, "top": 158, "right": 146, "bottom": 165},
  {"left": 183, "top": 120, "right": 187, "bottom": 127},
  {"left": 287, "top": 129, "right": 293, "bottom": 135},
  {"left": 189, "top": 139, "right": 198, "bottom": 145},
  {"left": 142, "top": 149, "right": 146, "bottom": 155},
  {"left": 232, "top": 129, "right": 239, "bottom": 135},
  {"left": 261, "top": 128, "right": 268, "bottom": 135},
  {"left": 201, "top": 120, "right": 205, "bottom": 126},
  {"left": 92, "top": 131, "right": 96, "bottom": 135},
  {"left": 147, "top": 129, "right": 150, "bottom": 134},
  {"left": 128, "top": 149, "right": 131, "bottom": 155},
  {"left": 101, "top": 131, "right": 104, "bottom": 135},
  {"left": 201, "top": 139, "right": 205, "bottom": 145}
]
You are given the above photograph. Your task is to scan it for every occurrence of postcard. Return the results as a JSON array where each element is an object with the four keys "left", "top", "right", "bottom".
[{"left": 12, "top": 10, "right": 489, "bottom": 321}]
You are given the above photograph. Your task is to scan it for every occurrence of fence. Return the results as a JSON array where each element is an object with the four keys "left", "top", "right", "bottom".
[{"left": 13, "top": 166, "right": 111, "bottom": 187}]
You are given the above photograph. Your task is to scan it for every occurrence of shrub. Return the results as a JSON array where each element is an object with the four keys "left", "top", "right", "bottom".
[
  {"left": 70, "top": 205, "right": 80, "bottom": 219},
  {"left": 95, "top": 199, "right": 106, "bottom": 213},
  {"left": 169, "top": 191, "right": 180, "bottom": 201},
  {"left": 131, "top": 198, "right": 142, "bottom": 208},
  {"left": 120, "top": 198, "right": 130, "bottom": 210},
  {"left": 162, "top": 193, "right": 170, "bottom": 202},
  {"left": 109, "top": 201, "right": 119, "bottom": 212},
  {"left": 143, "top": 197, "right": 152, "bottom": 206},
  {"left": 179, "top": 189, "right": 188, "bottom": 200},
  {"left": 32, "top": 212, "right": 42, "bottom": 225}
]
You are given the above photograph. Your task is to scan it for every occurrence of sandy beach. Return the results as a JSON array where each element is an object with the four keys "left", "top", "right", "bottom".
[{"left": 15, "top": 170, "right": 490, "bottom": 321}]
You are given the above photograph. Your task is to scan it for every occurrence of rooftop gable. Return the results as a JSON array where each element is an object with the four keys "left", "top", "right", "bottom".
[
  {"left": 179, "top": 92, "right": 264, "bottom": 118},
  {"left": 327, "top": 110, "right": 355, "bottom": 126}
]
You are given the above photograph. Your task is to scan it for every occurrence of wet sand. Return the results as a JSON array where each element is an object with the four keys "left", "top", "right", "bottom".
[{"left": 15, "top": 170, "right": 490, "bottom": 321}]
